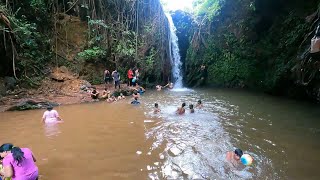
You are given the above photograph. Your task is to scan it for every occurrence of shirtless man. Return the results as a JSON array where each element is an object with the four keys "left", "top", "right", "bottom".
[
  {"left": 164, "top": 82, "right": 174, "bottom": 89},
  {"left": 156, "top": 85, "right": 162, "bottom": 91},
  {"left": 176, "top": 103, "right": 186, "bottom": 115},
  {"left": 104, "top": 69, "right": 111, "bottom": 87}
]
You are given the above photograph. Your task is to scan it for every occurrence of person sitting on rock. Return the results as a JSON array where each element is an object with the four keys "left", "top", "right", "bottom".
[
  {"left": 176, "top": 102, "right": 186, "bottom": 115},
  {"left": 101, "top": 88, "right": 111, "bottom": 99},
  {"left": 90, "top": 88, "right": 99, "bottom": 100}
]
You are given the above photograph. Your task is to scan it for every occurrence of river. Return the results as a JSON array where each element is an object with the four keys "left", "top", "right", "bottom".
[{"left": 0, "top": 88, "right": 319, "bottom": 179}]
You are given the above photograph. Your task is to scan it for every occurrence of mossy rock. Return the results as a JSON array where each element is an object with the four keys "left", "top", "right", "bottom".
[{"left": 7, "top": 100, "right": 59, "bottom": 111}]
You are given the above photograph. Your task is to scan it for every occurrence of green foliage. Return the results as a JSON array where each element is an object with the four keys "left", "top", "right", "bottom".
[
  {"left": 78, "top": 47, "right": 106, "bottom": 62},
  {"left": 195, "top": 0, "right": 225, "bottom": 20}
]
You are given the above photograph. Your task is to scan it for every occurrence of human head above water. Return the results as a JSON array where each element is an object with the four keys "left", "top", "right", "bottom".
[
  {"left": 234, "top": 148, "right": 243, "bottom": 159},
  {"left": 0, "top": 143, "right": 25, "bottom": 165},
  {"left": 47, "top": 106, "right": 53, "bottom": 111},
  {"left": 182, "top": 103, "right": 186, "bottom": 107},
  {"left": 198, "top": 100, "right": 202, "bottom": 104},
  {"left": 155, "top": 103, "right": 158, "bottom": 108},
  {"left": 189, "top": 104, "right": 194, "bottom": 109}
]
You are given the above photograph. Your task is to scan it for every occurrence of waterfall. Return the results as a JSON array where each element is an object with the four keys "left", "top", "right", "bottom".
[{"left": 166, "top": 13, "right": 183, "bottom": 88}]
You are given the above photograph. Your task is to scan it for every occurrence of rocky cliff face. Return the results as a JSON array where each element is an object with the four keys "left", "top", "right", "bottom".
[{"left": 174, "top": 0, "right": 320, "bottom": 102}]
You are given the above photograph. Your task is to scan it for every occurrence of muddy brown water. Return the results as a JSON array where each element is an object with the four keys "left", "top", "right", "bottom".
[{"left": 0, "top": 88, "right": 320, "bottom": 179}]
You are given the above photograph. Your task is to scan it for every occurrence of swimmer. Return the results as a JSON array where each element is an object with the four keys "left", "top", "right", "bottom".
[
  {"left": 131, "top": 97, "right": 140, "bottom": 105},
  {"left": 154, "top": 103, "right": 161, "bottom": 114},
  {"left": 226, "top": 148, "right": 243, "bottom": 165},
  {"left": 164, "top": 82, "right": 174, "bottom": 89},
  {"left": 189, "top": 104, "right": 195, "bottom": 113},
  {"left": 136, "top": 83, "right": 145, "bottom": 95},
  {"left": 196, "top": 100, "right": 203, "bottom": 109},
  {"left": 42, "top": 106, "right": 63, "bottom": 123},
  {"left": 156, "top": 85, "right": 162, "bottom": 91},
  {"left": 132, "top": 91, "right": 140, "bottom": 100},
  {"left": 117, "top": 93, "right": 126, "bottom": 100},
  {"left": 106, "top": 95, "right": 117, "bottom": 103},
  {"left": 176, "top": 103, "right": 186, "bottom": 115}
]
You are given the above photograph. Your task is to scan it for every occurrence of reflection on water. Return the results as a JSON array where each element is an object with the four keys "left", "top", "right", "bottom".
[{"left": 0, "top": 88, "right": 319, "bottom": 179}]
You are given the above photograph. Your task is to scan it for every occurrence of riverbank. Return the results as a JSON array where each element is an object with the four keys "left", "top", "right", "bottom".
[{"left": 0, "top": 82, "right": 131, "bottom": 112}]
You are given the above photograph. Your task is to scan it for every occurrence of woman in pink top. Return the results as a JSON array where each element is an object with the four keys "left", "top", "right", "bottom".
[
  {"left": 0, "top": 144, "right": 38, "bottom": 180},
  {"left": 42, "top": 106, "right": 62, "bottom": 123}
]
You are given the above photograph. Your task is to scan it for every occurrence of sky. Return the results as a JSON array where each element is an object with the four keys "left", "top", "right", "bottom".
[{"left": 161, "top": 0, "right": 194, "bottom": 11}]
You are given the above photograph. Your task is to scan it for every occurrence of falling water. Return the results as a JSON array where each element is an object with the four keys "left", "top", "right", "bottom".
[{"left": 166, "top": 13, "right": 183, "bottom": 88}]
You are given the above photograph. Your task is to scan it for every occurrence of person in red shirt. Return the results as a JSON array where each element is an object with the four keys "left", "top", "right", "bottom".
[{"left": 127, "top": 68, "right": 134, "bottom": 86}]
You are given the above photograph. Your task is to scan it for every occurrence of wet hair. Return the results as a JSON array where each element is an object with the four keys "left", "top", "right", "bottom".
[
  {"left": 234, "top": 149, "right": 243, "bottom": 157},
  {"left": 134, "top": 91, "right": 138, "bottom": 95},
  {"left": 189, "top": 104, "right": 194, "bottom": 109},
  {"left": 47, "top": 106, "right": 53, "bottom": 111},
  {"left": 182, "top": 103, "right": 186, "bottom": 107},
  {"left": 198, "top": 100, "right": 202, "bottom": 104},
  {"left": 134, "top": 97, "right": 138, "bottom": 100},
  {"left": 0, "top": 143, "right": 25, "bottom": 166},
  {"left": 155, "top": 103, "right": 158, "bottom": 108},
  {"left": 92, "top": 89, "right": 97, "bottom": 93},
  {"left": 104, "top": 88, "right": 108, "bottom": 91}
]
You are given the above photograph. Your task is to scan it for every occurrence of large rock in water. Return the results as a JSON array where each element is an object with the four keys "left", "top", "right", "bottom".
[{"left": 7, "top": 100, "right": 59, "bottom": 111}]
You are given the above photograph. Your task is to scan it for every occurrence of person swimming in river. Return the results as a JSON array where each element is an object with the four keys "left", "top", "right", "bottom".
[
  {"left": 196, "top": 100, "right": 203, "bottom": 109},
  {"left": 106, "top": 95, "right": 117, "bottom": 103},
  {"left": 226, "top": 148, "right": 243, "bottom": 165},
  {"left": 176, "top": 103, "right": 186, "bottom": 115},
  {"left": 154, "top": 103, "right": 161, "bottom": 114},
  {"left": 117, "top": 93, "right": 126, "bottom": 100},
  {"left": 42, "top": 106, "right": 63, "bottom": 123},
  {"left": 156, "top": 85, "right": 163, "bottom": 91},
  {"left": 131, "top": 97, "right": 140, "bottom": 105},
  {"left": 189, "top": 104, "right": 195, "bottom": 113},
  {"left": 132, "top": 90, "right": 140, "bottom": 100},
  {"left": 164, "top": 82, "right": 174, "bottom": 89}
]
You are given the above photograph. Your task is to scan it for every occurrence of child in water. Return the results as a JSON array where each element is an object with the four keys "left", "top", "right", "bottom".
[
  {"left": 196, "top": 100, "right": 203, "bottom": 109},
  {"left": 189, "top": 104, "right": 195, "bottom": 113},
  {"left": 154, "top": 103, "right": 161, "bottom": 114},
  {"left": 226, "top": 148, "right": 243, "bottom": 166},
  {"left": 176, "top": 103, "right": 186, "bottom": 115},
  {"left": 131, "top": 97, "right": 140, "bottom": 105},
  {"left": 117, "top": 93, "right": 126, "bottom": 100}
]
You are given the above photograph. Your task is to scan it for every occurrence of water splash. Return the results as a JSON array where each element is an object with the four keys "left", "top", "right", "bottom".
[{"left": 166, "top": 13, "right": 183, "bottom": 88}]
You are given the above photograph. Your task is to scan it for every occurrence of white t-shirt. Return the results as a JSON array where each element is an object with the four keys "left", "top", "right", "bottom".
[{"left": 42, "top": 110, "right": 59, "bottom": 123}]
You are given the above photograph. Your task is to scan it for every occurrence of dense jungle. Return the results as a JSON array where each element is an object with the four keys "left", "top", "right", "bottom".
[{"left": 0, "top": 0, "right": 320, "bottom": 102}]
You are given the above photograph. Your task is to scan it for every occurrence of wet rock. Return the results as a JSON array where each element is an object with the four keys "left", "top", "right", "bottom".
[
  {"left": 4, "top": 76, "right": 17, "bottom": 91},
  {"left": 169, "top": 146, "right": 183, "bottom": 156},
  {"left": 7, "top": 100, "right": 59, "bottom": 111}
]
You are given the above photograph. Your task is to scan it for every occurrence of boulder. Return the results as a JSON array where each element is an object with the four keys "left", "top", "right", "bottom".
[
  {"left": 4, "top": 76, "right": 17, "bottom": 91},
  {"left": 50, "top": 67, "right": 74, "bottom": 82},
  {"left": 7, "top": 100, "right": 59, "bottom": 111}
]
